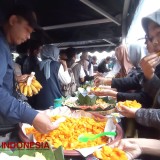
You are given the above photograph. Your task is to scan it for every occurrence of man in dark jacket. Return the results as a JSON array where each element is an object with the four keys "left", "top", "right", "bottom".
[
  {"left": 98, "top": 57, "right": 111, "bottom": 73},
  {"left": 0, "top": 5, "right": 56, "bottom": 143}
]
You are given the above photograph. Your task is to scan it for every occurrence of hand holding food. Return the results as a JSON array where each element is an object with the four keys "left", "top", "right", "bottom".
[
  {"left": 140, "top": 53, "right": 160, "bottom": 80},
  {"left": 32, "top": 113, "right": 57, "bottom": 134},
  {"left": 93, "top": 145, "right": 128, "bottom": 160},
  {"left": 111, "top": 139, "right": 142, "bottom": 160},
  {"left": 90, "top": 87, "right": 102, "bottom": 92},
  {"left": 117, "top": 100, "right": 142, "bottom": 109},
  {"left": 91, "top": 87, "right": 117, "bottom": 97},
  {"left": 18, "top": 72, "right": 42, "bottom": 97},
  {"left": 94, "top": 77, "right": 106, "bottom": 86},
  {"left": 116, "top": 100, "right": 141, "bottom": 118}
]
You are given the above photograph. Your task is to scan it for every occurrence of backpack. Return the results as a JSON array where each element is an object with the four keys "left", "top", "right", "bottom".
[{"left": 62, "top": 63, "right": 77, "bottom": 97}]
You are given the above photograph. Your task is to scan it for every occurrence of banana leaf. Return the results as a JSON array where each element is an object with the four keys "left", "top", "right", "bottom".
[
  {"left": 0, "top": 145, "right": 64, "bottom": 160},
  {"left": 78, "top": 93, "right": 97, "bottom": 105},
  {"left": 99, "top": 97, "right": 116, "bottom": 105},
  {"left": 78, "top": 93, "right": 85, "bottom": 105}
]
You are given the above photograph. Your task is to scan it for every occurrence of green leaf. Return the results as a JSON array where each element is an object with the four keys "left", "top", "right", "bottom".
[
  {"left": 78, "top": 93, "right": 97, "bottom": 106},
  {"left": 78, "top": 93, "right": 85, "bottom": 105},
  {"left": 84, "top": 95, "right": 91, "bottom": 105},
  {"left": 54, "top": 146, "right": 65, "bottom": 160},
  {"left": 0, "top": 144, "right": 64, "bottom": 160},
  {"left": 0, "top": 147, "right": 13, "bottom": 155},
  {"left": 107, "top": 99, "right": 116, "bottom": 105},
  {"left": 100, "top": 97, "right": 116, "bottom": 105},
  {"left": 100, "top": 96, "right": 109, "bottom": 102}
]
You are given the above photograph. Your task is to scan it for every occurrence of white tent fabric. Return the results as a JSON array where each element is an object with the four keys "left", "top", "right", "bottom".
[{"left": 127, "top": 0, "right": 160, "bottom": 43}]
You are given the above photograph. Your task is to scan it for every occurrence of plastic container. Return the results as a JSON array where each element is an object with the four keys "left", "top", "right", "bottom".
[{"left": 54, "top": 98, "right": 62, "bottom": 108}]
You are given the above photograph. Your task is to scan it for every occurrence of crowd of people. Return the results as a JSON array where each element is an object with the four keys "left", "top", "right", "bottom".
[
  {"left": 1, "top": 3, "right": 160, "bottom": 160},
  {"left": 94, "top": 9, "right": 160, "bottom": 160}
]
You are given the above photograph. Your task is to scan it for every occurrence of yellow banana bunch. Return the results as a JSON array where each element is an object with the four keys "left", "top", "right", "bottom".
[{"left": 19, "top": 79, "right": 42, "bottom": 97}]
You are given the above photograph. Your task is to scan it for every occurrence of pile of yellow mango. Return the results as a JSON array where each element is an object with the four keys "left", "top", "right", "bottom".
[
  {"left": 25, "top": 116, "right": 108, "bottom": 150},
  {"left": 117, "top": 100, "right": 142, "bottom": 109},
  {"left": 90, "top": 87, "right": 102, "bottom": 92},
  {"left": 93, "top": 146, "right": 128, "bottom": 160}
]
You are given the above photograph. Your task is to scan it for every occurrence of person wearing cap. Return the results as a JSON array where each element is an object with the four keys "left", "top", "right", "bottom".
[{"left": 0, "top": 5, "right": 56, "bottom": 143}]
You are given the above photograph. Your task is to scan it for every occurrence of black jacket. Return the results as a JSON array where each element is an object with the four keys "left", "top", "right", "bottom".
[
  {"left": 111, "top": 64, "right": 160, "bottom": 107},
  {"left": 29, "top": 61, "right": 62, "bottom": 110}
]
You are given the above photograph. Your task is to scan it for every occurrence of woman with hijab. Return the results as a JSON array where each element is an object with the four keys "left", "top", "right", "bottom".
[
  {"left": 128, "top": 42, "right": 147, "bottom": 68},
  {"left": 115, "top": 45, "right": 134, "bottom": 78},
  {"left": 95, "top": 10, "right": 160, "bottom": 160},
  {"left": 106, "top": 44, "right": 137, "bottom": 78},
  {"left": 30, "top": 44, "right": 71, "bottom": 110}
]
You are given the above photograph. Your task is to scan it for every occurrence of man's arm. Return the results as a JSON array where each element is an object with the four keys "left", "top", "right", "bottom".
[
  {"left": 0, "top": 49, "right": 57, "bottom": 134},
  {"left": 0, "top": 49, "right": 38, "bottom": 124}
]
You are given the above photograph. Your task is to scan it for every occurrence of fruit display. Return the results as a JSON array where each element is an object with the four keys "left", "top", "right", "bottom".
[
  {"left": 18, "top": 73, "right": 42, "bottom": 97},
  {"left": 117, "top": 100, "right": 142, "bottom": 109},
  {"left": 25, "top": 116, "right": 108, "bottom": 150},
  {"left": 93, "top": 145, "right": 128, "bottom": 160}
]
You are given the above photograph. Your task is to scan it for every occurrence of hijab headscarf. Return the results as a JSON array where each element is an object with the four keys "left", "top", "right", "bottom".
[
  {"left": 142, "top": 9, "right": 160, "bottom": 34},
  {"left": 39, "top": 44, "right": 60, "bottom": 80},
  {"left": 115, "top": 44, "right": 134, "bottom": 77},
  {"left": 128, "top": 43, "right": 147, "bottom": 68}
]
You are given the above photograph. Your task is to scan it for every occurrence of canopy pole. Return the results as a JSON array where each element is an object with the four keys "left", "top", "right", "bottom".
[{"left": 80, "top": 0, "right": 120, "bottom": 26}]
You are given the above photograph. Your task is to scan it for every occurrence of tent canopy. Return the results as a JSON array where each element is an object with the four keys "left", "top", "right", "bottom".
[{"left": 0, "top": 0, "right": 140, "bottom": 51}]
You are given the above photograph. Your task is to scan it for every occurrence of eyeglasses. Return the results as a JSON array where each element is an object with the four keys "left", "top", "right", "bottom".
[
  {"left": 145, "top": 35, "right": 152, "bottom": 41},
  {"left": 145, "top": 33, "right": 160, "bottom": 45}
]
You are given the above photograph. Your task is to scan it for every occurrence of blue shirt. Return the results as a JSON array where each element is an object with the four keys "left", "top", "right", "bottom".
[{"left": 0, "top": 30, "right": 38, "bottom": 125}]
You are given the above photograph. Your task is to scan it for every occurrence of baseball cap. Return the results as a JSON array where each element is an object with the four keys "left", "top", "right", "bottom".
[{"left": 8, "top": 5, "right": 40, "bottom": 30}]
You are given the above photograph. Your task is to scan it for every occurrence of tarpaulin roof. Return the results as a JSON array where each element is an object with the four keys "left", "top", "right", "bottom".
[{"left": 0, "top": 0, "right": 140, "bottom": 51}]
